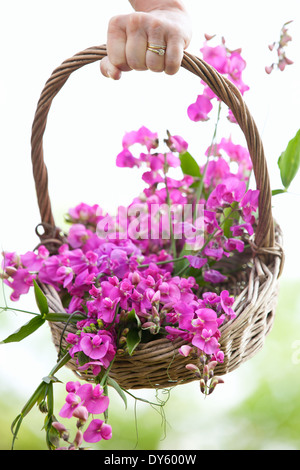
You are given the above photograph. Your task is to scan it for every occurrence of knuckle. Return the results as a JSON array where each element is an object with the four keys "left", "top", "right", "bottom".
[
  {"left": 108, "top": 15, "right": 123, "bottom": 31},
  {"left": 127, "top": 12, "right": 147, "bottom": 31}
]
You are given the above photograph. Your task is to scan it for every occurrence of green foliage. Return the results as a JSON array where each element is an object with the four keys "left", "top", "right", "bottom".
[
  {"left": 273, "top": 129, "right": 300, "bottom": 195},
  {"left": 179, "top": 151, "right": 201, "bottom": 178},
  {"left": 278, "top": 129, "right": 300, "bottom": 189},
  {"left": 0, "top": 315, "right": 45, "bottom": 344},
  {"left": 33, "top": 280, "right": 49, "bottom": 317}
]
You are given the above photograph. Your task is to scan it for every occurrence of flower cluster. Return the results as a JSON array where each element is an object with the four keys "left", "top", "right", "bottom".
[
  {"left": 1, "top": 36, "right": 261, "bottom": 449},
  {"left": 53, "top": 381, "right": 112, "bottom": 448},
  {"left": 265, "top": 21, "right": 293, "bottom": 74},
  {"left": 188, "top": 35, "right": 249, "bottom": 123}
]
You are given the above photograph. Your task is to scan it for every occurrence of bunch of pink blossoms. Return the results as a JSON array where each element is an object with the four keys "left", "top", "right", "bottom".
[
  {"left": 188, "top": 35, "right": 249, "bottom": 123},
  {"left": 265, "top": 21, "right": 293, "bottom": 74},
  {"left": 1, "top": 36, "right": 261, "bottom": 449},
  {"left": 2, "top": 127, "right": 259, "bottom": 448},
  {"left": 53, "top": 381, "right": 112, "bottom": 448}
]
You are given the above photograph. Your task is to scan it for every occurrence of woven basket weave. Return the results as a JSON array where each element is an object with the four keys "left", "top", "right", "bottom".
[{"left": 31, "top": 45, "right": 284, "bottom": 390}]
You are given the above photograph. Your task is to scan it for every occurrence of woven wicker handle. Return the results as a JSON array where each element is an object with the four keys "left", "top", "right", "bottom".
[{"left": 31, "top": 45, "right": 274, "bottom": 249}]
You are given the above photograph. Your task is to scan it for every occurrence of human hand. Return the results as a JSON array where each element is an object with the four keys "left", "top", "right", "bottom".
[{"left": 100, "top": 1, "right": 192, "bottom": 80}]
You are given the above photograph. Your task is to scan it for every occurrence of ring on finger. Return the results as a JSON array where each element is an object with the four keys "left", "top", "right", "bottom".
[{"left": 147, "top": 42, "right": 167, "bottom": 56}]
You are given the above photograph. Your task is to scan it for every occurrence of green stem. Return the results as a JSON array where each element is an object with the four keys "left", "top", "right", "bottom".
[
  {"left": 138, "top": 256, "right": 185, "bottom": 269},
  {"left": 0, "top": 306, "right": 40, "bottom": 316}
]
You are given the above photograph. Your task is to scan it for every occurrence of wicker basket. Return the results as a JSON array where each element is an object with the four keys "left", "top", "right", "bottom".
[{"left": 31, "top": 45, "right": 284, "bottom": 390}]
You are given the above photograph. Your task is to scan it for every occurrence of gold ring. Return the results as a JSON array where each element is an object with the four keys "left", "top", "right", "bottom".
[{"left": 147, "top": 43, "right": 167, "bottom": 56}]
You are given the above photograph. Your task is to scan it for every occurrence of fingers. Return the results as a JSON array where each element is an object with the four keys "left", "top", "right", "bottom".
[{"left": 100, "top": 11, "right": 189, "bottom": 79}]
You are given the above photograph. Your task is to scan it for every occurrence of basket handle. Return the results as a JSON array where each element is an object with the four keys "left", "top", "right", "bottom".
[{"left": 31, "top": 45, "right": 274, "bottom": 249}]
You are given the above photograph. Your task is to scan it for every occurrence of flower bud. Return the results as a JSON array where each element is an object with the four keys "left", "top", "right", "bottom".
[
  {"left": 52, "top": 421, "right": 70, "bottom": 441},
  {"left": 72, "top": 405, "right": 88, "bottom": 423},
  {"left": 200, "top": 379, "right": 206, "bottom": 394},
  {"left": 118, "top": 336, "right": 127, "bottom": 345},
  {"left": 73, "top": 430, "right": 84, "bottom": 447},
  {"left": 38, "top": 400, "right": 48, "bottom": 413},
  {"left": 208, "top": 377, "right": 224, "bottom": 395},
  {"left": 4, "top": 266, "right": 17, "bottom": 277},
  {"left": 179, "top": 345, "right": 193, "bottom": 357},
  {"left": 131, "top": 271, "right": 141, "bottom": 285}
]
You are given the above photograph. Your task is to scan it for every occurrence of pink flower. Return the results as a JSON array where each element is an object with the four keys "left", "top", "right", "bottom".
[
  {"left": 142, "top": 170, "right": 164, "bottom": 186},
  {"left": 230, "top": 222, "right": 254, "bottom": 237},
  {"left": 192, "top": 328, "right": 220, "bottom": 355},
  {"left": 67, "top": 224, "right": 90, "bottom": 249},
  {"left": 168, "top": 134, "right": 188, "bottom": 153},
  {"left": 80, "top": 331, "right": 116, "bottom": 366},
  {"left": 59, "top": 392, "right": 82, "bottom": 419},
  {"left": 224, "top": 238, "right": 244, "bottom": 253},
  {"left": 200, "top": 43, "right": 228, "bottom": 74},
  {"left": 184, "top": 255, "right": 207, "bottom": 269},
  {"left": 5, "top": 268, "right": 34, "bottom": 301},
  {"left": 187, "top": 94, "right": 213, "bottom": 122},
  {"left": 192, "top": 308, "right": 219, "bottom": 335},
  {"left": 204, "top": 269, "right": 227, "bottom": 284},
  {"left": 76, "top": 383, "right": 109, "bottom": 415},
  {"left": 122, "top": 126, "right": 158, "bottom": 151},
  {"left": 206, "top": 178, "right": 246, "bottom": 209},
  {"left": 220, "top": 290, "right": 235, "bottom": 319},
  {"left": 178, "top": 345, "right": 193, "bottom": 357},
  {"left": 240, "top": 189, "right": 259, "bottom": 222},
  {"left": 83, "top": 419, "right": 112, "bottom": 443},
  {"left": 116, "top": 148, "right": 140, "bottom": 168}
]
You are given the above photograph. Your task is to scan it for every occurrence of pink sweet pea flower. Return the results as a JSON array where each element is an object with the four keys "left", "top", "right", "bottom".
[
  {"left": 76, "top": 383, "right": 109, "bottom": 415},
  {"left": 122, "top": 126, "right": 158, "bottom": 151},
  {"left": 178, "top": 345, "right": 193, "bottom": 357},
  {"left": 230, "top": 222, "right": 254, "bottom": 237},
  {"left": 59, "top": 392, "right": 82, "bottom": 419},
  {"left": 200, "top": 44, "right": 228, "bottom": 74},
  {"left": 204, "top": 269, "right": 227, "bottom": 284},
  {"left": 168, "top": 134, "right": 189, "bottom": 153},
  {"left": 142, "top": 170, "right": 164, "bottom": 186},
  {"left": 220, "top": 290, "right": 236, "bottom": 319},
  {"left": 5, "top": 268, "right": 34, "bottom": 301},
  {"left": 192, "top": 328, "right": 220, "bottom": 355},
  {"left": 80, "top": 331, "right": 115, "bottom": 366},
  {"left": 187, "top": 94, "right": 213, "bottom": 122},
  {"left": 240, "top": 189, "right": 260, "bottom": 222},
  {"left": 224, "top": 238, "right": 244, "bottom": 253},
  {"left": 192, "top": 308, "right": 219, "bottom": 335},
  {"left": 116, "top": 148, "right": 140, "bottom": 168},
  {"left": 184, "top": 255, "right": 207, "bottom": 269},
  {"left": 83, "top": 419, "right": 112, "bottom": 443}
]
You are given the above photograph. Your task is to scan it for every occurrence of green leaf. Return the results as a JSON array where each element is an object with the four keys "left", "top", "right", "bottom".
[
  {"left": 124, "top": 309, "right": 142, "bottom": 356},
  {"left": 1, "top": 315, "right": 45, "bottom": 344},
  {"left": 77, "top": 351, "right": 91, "bottom": 366},
  {"left": 33, "top": 280, "right": 49, "bottom": 317},
  {"left": 272, "top": 188, "right": 287, "bottom": 196},
  {"left": 107, "top": 376, "right": 127, "bottom": 409},
  {"left": 278, "top": 129, "right": 300, "bottom": 189},
  {"left": 222, "top": 203, "right": 240, "bottom": 238},
  {"left": 180, "top": 151, "right": 201, "bottom": 178},
  {"left": 126, "top": 328, "right": 142, "bottom": 355}
]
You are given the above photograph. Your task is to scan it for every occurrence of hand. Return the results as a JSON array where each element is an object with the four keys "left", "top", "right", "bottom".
[{"left": 100, "top": 3, "right": 192, "bottom": 80}]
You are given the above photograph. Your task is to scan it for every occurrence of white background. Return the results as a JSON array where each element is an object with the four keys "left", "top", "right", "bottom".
[{"left": 0, "top": 0, "right": 299, "bottom": 449}]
